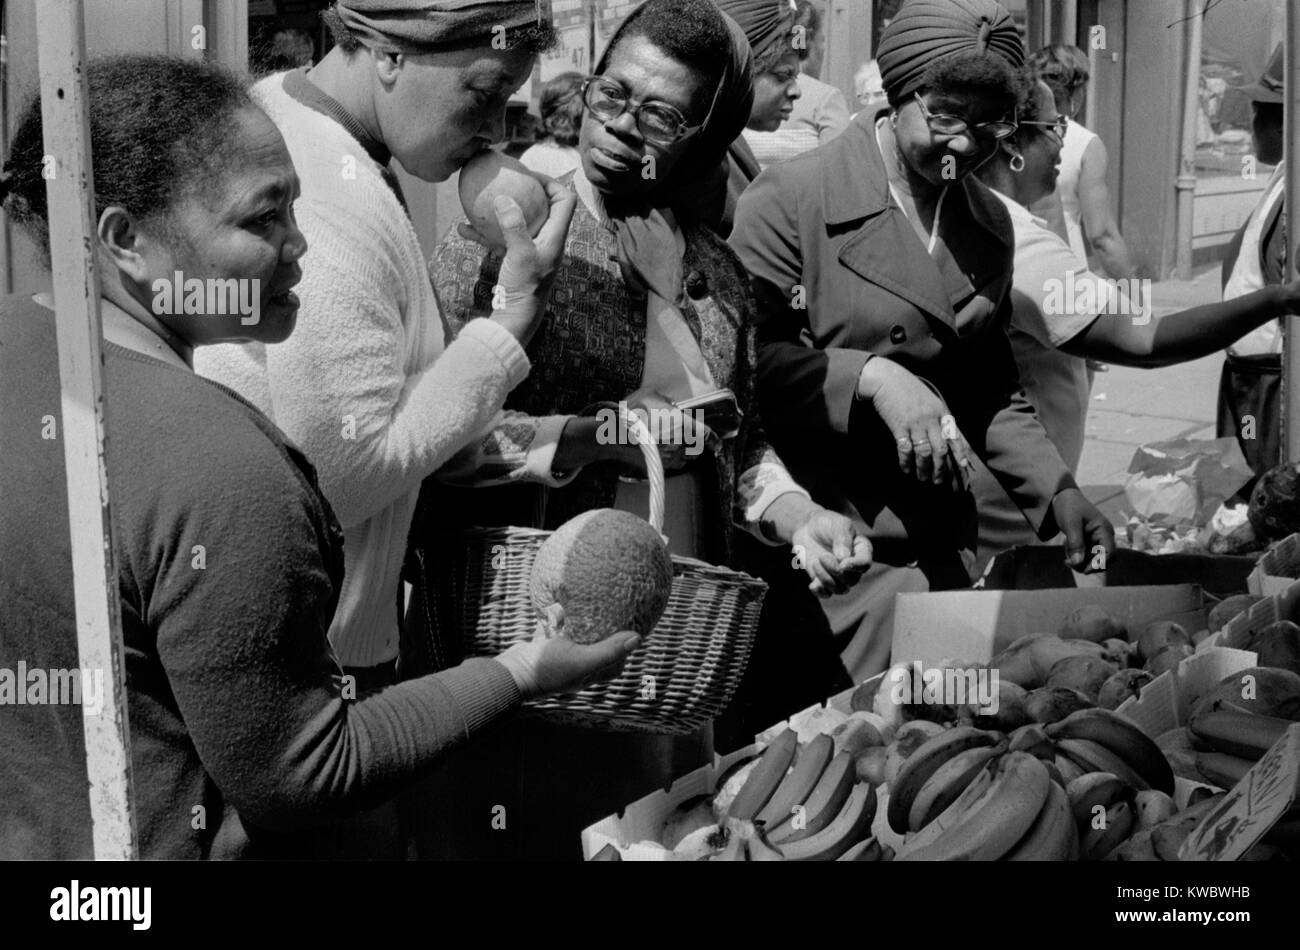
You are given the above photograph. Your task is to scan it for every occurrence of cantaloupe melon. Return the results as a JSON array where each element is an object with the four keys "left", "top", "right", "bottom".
[{"left": 530, "top": 508, "right": 672, "bottom": 644}]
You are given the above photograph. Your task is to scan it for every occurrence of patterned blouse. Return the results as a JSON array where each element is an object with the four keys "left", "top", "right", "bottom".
[{"left": 418, "top": 172, "right": 805, "bottom": 565}]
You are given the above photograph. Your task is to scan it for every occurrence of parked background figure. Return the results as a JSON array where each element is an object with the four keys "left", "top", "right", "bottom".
[
  {"left": 1217, "top": 43, "right": 1287, "bottom": 500},
  {"left": 519, "top": 70, "right": 585, "bottom": 177},
  {"left": 1028, "top": 44, "right": 1137, "bottom": 281},
  {"left": 742, "top": 0, "right": 850, "bottom": 169}
]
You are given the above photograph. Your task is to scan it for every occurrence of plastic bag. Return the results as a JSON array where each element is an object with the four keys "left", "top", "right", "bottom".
[{"left": 1123, "top": 437, "right": 1254, "bottom": 529}]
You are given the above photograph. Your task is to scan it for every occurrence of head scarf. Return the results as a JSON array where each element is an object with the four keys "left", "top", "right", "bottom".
[
  {"left": 712, "top": 0, "right": 797, "bottom": 67},
  {"left": 592, "top": 0, "right": 754, "bottom": 304},
  {"left": 876, "top": 0, "right": 1024, "bottom": 104},
  {"left": 334, "top": 0, "right": 550, "bottom": 53}
]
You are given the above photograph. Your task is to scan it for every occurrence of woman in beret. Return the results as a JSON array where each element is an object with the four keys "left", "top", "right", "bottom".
[
  {"left": 730, "top": 0, "right": 1116, "bottom": 683},
  {"left": 415, "top": 0, "right": 871, "bottom": 859}
]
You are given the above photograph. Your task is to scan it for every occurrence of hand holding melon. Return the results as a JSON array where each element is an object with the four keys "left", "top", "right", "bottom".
[{"left": 458, "top": 150, "right": 551, "bottom": 252}]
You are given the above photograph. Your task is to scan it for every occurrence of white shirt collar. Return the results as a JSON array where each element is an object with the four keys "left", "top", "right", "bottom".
[{"left": 988, "top": 186, "right": 1049, "bottom": 230}]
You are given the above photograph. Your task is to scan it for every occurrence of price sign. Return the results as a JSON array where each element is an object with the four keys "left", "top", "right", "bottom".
[{"left": 1180, "top": 723, "right": 1300, "bottom": 861}]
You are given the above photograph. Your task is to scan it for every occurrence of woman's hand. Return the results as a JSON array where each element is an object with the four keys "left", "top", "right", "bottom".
[
  {"left": 1050, "top": 488, "right": 1116, "bottom": 572},
  {"left": 857, "top": 356, "right": 973, "bottom": 490},
  {"left": 790, "top": 509, "right": 874, "bottom": 597},
  {"left": 495, "top": 631, "right": 642, "bottom": 700},
  {"left": 616, "top": 388, "right": 711, "bottom": 473},
  {"left": 465, "top": 176, "right": 577, "bottom": 346}
]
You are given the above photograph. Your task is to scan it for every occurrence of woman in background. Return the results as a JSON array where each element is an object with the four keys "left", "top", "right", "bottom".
[
  {"left": 519, "top": 70, "right": 585, "bottom": 178},
  {"left": 711, "top": 0, "right": 802, "bottom": 236},
  {"left": 742, "top": 0, "right": 850, "bottom": 169},
  {"left": 1028, "top": 44, "right": 1137, "bottom": 280}
]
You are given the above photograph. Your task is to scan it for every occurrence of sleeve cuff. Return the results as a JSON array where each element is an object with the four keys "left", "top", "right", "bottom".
[
  {"left": 437, "top": 657, "right": 523, "bottom": 737},
  {"left": 457, "top": 318, "right": 531, "bottom": 390},
  {"left": 522, "top": 414, "right": 583, "bottom": 487},
  {"left": 737, "top": 463, "right": 812, "bottom": 544}
]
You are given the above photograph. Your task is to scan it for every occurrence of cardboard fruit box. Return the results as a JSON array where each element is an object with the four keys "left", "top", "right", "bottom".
[
  {"left": 581, "top": 584, "right": 1214, "bottom": 859},
  {"left": 892, "top": 584, "right": 1206, "bottom": 669},
  {"left": 1198, "top": 576, "right": 1300, "bottom": 653},
  {"left": 1248, "top": 533, "right": 1300, "bottom": 597}
]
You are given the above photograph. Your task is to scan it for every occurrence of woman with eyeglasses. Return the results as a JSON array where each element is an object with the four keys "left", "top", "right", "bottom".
[
  {"left": 731, "top": 0, "right": 1117, "bottom": 683},
  {"left": 410, "top": 0, "right": 871, "bottom": 859},
  {"left": 965, "top": 74, "right": 1300, "bottom": 568}
]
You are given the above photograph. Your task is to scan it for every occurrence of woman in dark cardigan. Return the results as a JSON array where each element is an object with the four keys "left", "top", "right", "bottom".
[{"left": 405, "top": 0, "right": 870, "bottom": 859}]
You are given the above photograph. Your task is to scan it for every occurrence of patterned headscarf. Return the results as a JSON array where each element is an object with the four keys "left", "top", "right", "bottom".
[
  {"left": 592, "top": 0, "right": 754, "bottom": 303},
  {"left": 876, "top": 0, "right": 1024, "bottom": 103},
  {"left": 334, "top": 0, "right": 550, "bottom": 52}
]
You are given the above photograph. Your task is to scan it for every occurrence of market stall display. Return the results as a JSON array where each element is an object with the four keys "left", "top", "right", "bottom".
[{"left": 585, "top": 574, "right": 1300, "bottom": 861}]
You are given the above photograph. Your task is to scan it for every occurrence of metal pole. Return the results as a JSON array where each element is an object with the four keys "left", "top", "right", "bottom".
[
  {"left": 1175, "top": 0, "right": 1202, "bottom": 279},
  {"left": 1060, "top": 0, "right": 1078, "bottom": 47},
  {"left": 1286, "top": 6, "right": 1300, "bottom": 462},
  {"left": 35, "top": 0, "right": 137, "bottom": 859}
]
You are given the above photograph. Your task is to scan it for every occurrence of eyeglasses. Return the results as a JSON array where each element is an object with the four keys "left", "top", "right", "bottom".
[
  {"left": 1018, "top": 115, "right": 1069, "bottom": 142},
  {"left": 581, "top": 76, "right": 703, "bottom": 147},
  {"left": 914, "top": 92, "right": 1018, "bottom": 140}
]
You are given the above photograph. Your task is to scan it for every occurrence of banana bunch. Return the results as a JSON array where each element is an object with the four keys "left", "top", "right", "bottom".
[
  {"left": 688, "top": 716, "right": 890, "bottom": 861},
  {"left": 1188, "top": 705, "right": 1290, "bottom": 790}
]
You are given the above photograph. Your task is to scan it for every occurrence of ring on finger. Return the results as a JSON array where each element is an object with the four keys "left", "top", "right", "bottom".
[
  {"left": 896, "top": 436, "right": 912, "bottom": 448},
  {"left": 912, "top": 439, "right": 933, "bottom": 452}
]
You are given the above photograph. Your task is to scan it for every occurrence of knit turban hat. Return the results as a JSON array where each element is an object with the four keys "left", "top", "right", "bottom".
[
  {"left": 876, "top": 0, "right": 1024, "bottom": 103},
  {"left": 712, "top": 0, "right": 797, "bottom": 66},
  {"left": 334, "top": 0, "right": 551, "bottom": 53}
]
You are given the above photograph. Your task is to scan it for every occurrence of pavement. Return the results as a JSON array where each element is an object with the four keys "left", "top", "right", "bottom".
[{"left": 1075, "top": 263, "right": 1228, "bottom": 525}]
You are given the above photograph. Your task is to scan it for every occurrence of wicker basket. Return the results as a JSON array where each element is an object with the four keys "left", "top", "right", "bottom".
[{"left": 416, "top": 406, "right": 767, "bottom": 734}]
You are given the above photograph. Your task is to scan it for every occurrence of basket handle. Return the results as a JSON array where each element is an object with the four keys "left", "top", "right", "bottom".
[{"left": 619, "top": 402, "right": 665, "bottom": 535}]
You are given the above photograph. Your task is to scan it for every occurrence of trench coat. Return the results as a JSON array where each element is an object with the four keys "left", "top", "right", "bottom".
[{"left": 730, "top": 112, "right": 1078, "bottom": 678}]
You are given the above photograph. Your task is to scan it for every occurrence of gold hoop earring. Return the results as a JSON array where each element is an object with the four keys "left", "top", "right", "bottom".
[{"left": 1009, "top": 152, "right": 1026, "bottom": 173}]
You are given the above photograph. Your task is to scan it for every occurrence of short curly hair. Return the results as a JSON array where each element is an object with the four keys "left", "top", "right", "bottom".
[
  {"left": 1030, "top": 44, "right": 1089, "bottom": 101},
  {"left": 538, "top": 71, "right": 585, "bottom": 148},
  {"left": 607, "top": 0, "right": 732, "bottom": 118},
  {"left": 1, "top": 55, "right": 253, "bottom": 267}
]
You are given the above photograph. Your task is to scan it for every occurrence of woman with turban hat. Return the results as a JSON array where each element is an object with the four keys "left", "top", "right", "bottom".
[
  {"left": 710, "top": 0, "right": 803, "bottom": 236},
  {"left": 730, "top": 0, "right": 1116, "bottom": 683},
  {"left": 195, "top": 0, "right": 586, "bottom": 857},
  {"left": 413, "top": 0, "right": 872, "bottom": 859}
]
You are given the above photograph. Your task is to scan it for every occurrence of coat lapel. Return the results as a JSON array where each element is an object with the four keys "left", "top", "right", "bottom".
[{"left": 822, "top": 115, "right": 1011, "bottom": 331}]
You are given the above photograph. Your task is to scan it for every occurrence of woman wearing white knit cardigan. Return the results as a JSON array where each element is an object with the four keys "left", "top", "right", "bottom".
[{"left": 196, "top": 3, "right": 575, "bottom": 685}]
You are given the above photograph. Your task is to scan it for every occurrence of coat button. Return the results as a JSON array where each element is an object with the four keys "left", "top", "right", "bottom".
[
  {"left": 685, "top": 270, "right": 709, "bottom": 299},
  {"left": 889, "top": 325, "right": 907, "bottom": 344}
]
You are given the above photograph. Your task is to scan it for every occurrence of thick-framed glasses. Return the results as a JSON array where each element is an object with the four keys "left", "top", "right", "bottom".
[
  {"left": 581, "top": 76, "right": 703, "bottom": 147},
  {"left": 1018, "top": 115, "right": 1069, "bottom": 143},
  {"left": 914, "top": 92, "right": 1018, "bottom": 140}
]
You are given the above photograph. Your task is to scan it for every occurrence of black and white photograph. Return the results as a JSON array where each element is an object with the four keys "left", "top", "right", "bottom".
[{"left": 0, "top": 0, "right": 1295, "bottom": 931}]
